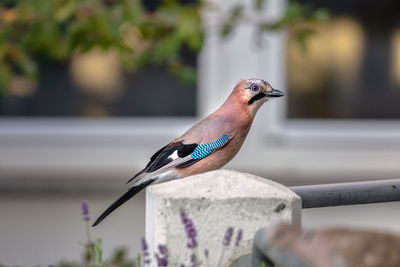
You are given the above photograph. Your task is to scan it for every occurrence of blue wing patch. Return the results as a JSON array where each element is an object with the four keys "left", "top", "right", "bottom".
[{"left": 191, "top": 134, "right": 231, "bottom": 160}]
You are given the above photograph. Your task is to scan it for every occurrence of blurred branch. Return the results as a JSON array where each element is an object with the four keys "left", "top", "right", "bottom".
[{"left": 0, "top": 0, "right": 329, "bottom": 90}]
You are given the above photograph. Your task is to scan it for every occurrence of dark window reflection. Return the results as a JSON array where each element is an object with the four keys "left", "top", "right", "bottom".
[
  {"left": 0, "top": 51, "right": 197, "bottom": 117},
  {"left": 287, "top": 0, "right": 400, "bottom": 119}
]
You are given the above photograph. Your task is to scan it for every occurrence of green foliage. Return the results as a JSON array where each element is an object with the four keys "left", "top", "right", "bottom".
[
  {"left": 88, "top": 239, "right": 104, "bottom": 267},
  {"left": 50, "top": 247, "right": 137, "bottom": 267},
  {"left": 0, "top": 0, "right": 329, "bottom": 90},
  {"left": 0, "top": 0, "right": 203, "bottom": 89},
  {"left": 135, "top": 254, "right": 141, "bottom": 267}
]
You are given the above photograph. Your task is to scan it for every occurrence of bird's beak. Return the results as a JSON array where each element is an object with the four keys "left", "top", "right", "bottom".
[{"left": 264, "top": 88, "right": 284, "bottom": 97}]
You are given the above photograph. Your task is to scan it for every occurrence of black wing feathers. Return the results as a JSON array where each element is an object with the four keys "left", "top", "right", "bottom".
[
  {"left": 139, "top": 141, "right": 197, "bottom": 172},
  {"left": 149, "top": 144, "right": 170, "bottom": 166},
  {"left": 147, "top": 145, "right": 177, "bottom": 172},
  {"left": 147, "top": 142, "right": 197, "bottom": 172},
  {"left": 127, "top": 141, "right": 198, "bottom": 184},
  {"left": 177, "top": 143, "right": 197, "bottom": 157},
  {"left": 127, "top": 143, "right": 171, "bottom": 184},
  {"left": 92, "top": 179, "right": 154, "bottom": 226}
]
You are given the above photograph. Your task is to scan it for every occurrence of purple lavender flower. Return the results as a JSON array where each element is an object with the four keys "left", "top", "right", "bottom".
[
  {"left": 141, "top": 237, "right": 151, "bottom": 264},
  {"left": 81, "top": 200, "right": 90, "bottom": 222},
  {"left": 155, "top": 254, "right": 168, "bottom": 266},
  {"left": 179, "top": 208, "right": 198, "bottom": 249},
  {"left": 235, "top": 229, "right": 243, "bottom": 246},
  {"left": 223, "top": 227, "right": 234, "bottom": 246},
  {"left": 141, "top": 237, "right": 149, "bottom": 256},
  {"left": 155, "top": 244, "right": 168, "bottom": 266},
  {"left": 158, "top": 244, "right": 168, "bottom": 255}
]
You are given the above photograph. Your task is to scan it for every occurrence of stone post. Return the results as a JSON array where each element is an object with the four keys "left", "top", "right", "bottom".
[{"left": 146, "top": 169, "right": 301, "bottom": 266}]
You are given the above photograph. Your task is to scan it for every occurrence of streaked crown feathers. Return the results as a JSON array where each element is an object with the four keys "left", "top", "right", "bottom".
[{"left": 246, "top": 78, "right": 273, "bottom": 93}]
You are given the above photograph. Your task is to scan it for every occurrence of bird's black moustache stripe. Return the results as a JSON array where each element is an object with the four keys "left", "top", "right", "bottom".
[{"left": 248, "top": 93, "right": 266, "bottom": 105}]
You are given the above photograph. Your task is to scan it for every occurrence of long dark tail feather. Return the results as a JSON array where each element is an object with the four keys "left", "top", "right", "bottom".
[{"left": 92, "top": 179, "right": 154, "bottom": 227}]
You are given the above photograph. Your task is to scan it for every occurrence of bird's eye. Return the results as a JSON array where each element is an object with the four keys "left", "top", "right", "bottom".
[{"left": 249, "top": 84, "right": 259, "bottom": 92}]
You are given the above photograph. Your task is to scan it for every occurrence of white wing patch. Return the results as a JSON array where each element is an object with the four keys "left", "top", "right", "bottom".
[{"left": 168, "top": 150, "right": 179, "bottom": 160}]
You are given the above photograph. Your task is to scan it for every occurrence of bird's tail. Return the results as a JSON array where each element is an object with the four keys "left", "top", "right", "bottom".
[{"left": 92, "top": 179, "right": 154, "bottom": 226}]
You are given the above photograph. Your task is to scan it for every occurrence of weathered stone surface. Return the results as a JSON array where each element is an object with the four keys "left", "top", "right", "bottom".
[{"left": 146, "top": 169, "right": 301, "bottom": 266}]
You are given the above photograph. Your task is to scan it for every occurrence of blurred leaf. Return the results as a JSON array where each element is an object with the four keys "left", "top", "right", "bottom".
[
  {"left": 0, "top": 62, "right": 11, "bottom": 91},
  {"left": 109, "top": 247, "right": 136, "bottom": 267},
  {"left": 168, "top": 61, "right": 197, "bottom": 84},
  {"left": 153, "top": 35, "right": 181, "bottom": 63},
  {"left": 54, "top": 0, "right": 76, "bottom": 22},
  {"left": 260, "top": 2, "right": 329, "bottom": 31},
  {"left": 254, "top": 0, "right": 266, "bottom": 11},
  {"left": 231, "top": 4, "right": 244, "bottom": 18},
  {"left": 311, "top": 8, "right": 330, "bottom": 22},
  {"left": 294, "top": 29, "right": 315, "bottom": 53},
  {"left": 136, "top": 254, "right": 141, "bottom": 267},
  {"left": 176, "top": 9, "right": 202, "bottom": 51},
  {"left": 95, "top": 238, "right": 103, "bottom": 265},
  {"left": 220, "top": 4, "right": 244, "bottom": 38},
  {"left": 221, "top": 22, "right": 233, "bottom": 38}
]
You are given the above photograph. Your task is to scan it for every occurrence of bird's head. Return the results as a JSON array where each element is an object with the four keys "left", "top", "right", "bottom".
[{"left": 231, "top": 78, "right": 284, "bottom": 115}]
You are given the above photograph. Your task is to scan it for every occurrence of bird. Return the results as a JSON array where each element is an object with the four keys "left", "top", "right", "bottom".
[
  {"left": 256, "top": 223, "right": 400, "bottom": 267},
  {"left": 92, "top": 78, "right": 284, "bottom": 226}
]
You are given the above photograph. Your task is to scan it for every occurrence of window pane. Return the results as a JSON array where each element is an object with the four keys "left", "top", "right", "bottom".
[
  {"left": 287, "top": 0, "right": 400, "bottom": 119},
  {"left": 0, "top": 50, "right": 197, "bottom": 117}
]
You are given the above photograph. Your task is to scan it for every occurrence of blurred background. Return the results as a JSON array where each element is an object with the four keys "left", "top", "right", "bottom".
[{"left": 1, "top": 0, "right": 400, "bottom": 266}]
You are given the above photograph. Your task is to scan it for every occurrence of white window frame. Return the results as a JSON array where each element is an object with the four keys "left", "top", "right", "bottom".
[{"left": 1, "top": 0, "right": 400, "bottom": 190}]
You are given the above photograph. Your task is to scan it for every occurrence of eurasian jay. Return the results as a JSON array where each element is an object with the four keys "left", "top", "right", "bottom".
[{"left": 92, "top": 78, "right": 284, "bottom": 226}]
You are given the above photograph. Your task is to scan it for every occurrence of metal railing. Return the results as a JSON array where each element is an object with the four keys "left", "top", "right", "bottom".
[{"left": 290, "top": 178, "right": 400, "bottom": 208}]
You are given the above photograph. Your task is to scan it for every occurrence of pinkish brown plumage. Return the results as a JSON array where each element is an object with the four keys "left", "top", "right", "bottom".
[{"left": 93, "top": 78, "right": 283, "bottom": 226}]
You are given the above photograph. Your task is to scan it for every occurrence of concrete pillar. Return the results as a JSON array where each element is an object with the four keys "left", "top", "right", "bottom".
[{"left": 146, "top": 170, "right": 301, "bottom": 266}]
